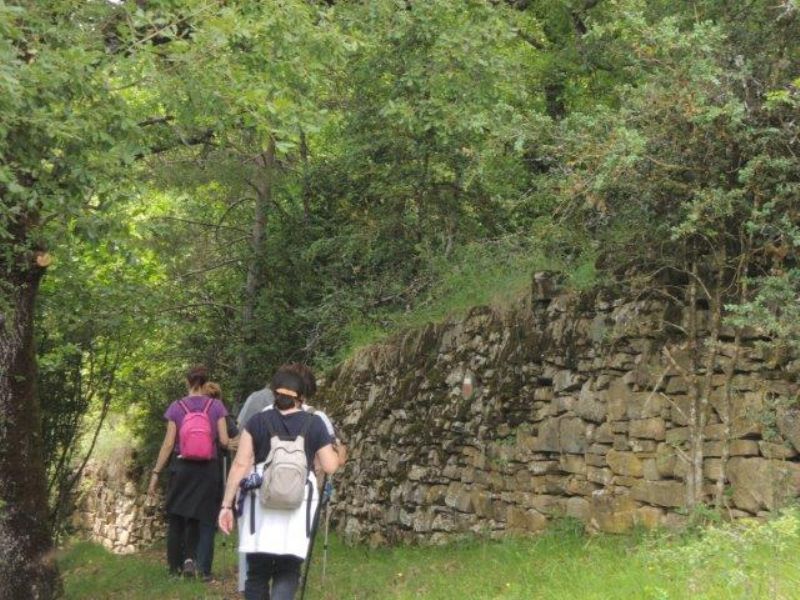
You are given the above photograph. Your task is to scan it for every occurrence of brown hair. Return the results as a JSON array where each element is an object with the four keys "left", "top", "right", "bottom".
[
  {"left": 281, "top": 363, "right": 317, "bottom": 398},
  {"left": 203, "top": 381, "right": 222, "bottom": 399},
  {"left": 186, "top": 365, "right": 208, "bottom": 389}
]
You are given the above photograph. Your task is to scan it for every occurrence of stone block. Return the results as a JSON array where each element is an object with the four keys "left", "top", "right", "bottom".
[
  {"left": 703, "top": 458, "right": 723, "bottom": 481},
  {"left": 704, "top": 424, "right": 726, "bottom": 441},
  {"left": 566, "top": 497, "right": 590, "bottom": 521},
  {"left": 588, "top": 443, "right": 611, "bottom": 455},
  {"left": 611, "top": 421, "right": 629, "bottom": 433},
  {"left": 586, "top": 453, "right": 608, "bottom": 468},
  {"left": 727, "top": 457, "right": 800, "bottom": 513},
  {"left": 614, "top": 476, "right": 639, "bottom": 488},
  {"left": 629, "top": 439, "right": 657, "bottom": 453},
  {"left": 648, "top": 443, "right": 678, "bottom": 479},
  {"left": 730, "top": 392, "right": 765, "bottom": 438},
  {"left": 594, "top": 422, "right": 614, "bottom": 444},
  {"left": 431, "top": 512, "right": 456, "bottom": 532},
  {"left": 606, "top": 450, "right": 644, "bottom": 477},
  {"left": 777, "top": 406, "right": 800, "bottom": 453},
  {"left": 506, "top": 507, "right": 547, "bottom": 532},
  {"left": 663, "top": 512, "right": 689, "bottom": 531},
  {"left": 758, "top": 441, "right": 797, "bottom": 459},
  {"left": 606, "top": 379, "right": 629, "bottom": 421},
  {"left": 631, "top": 480, "right": 685, "bottom": 508},
  {"left": 535, "top": 418, "right": 560, "bottom": 452},
  {"left": 530, "top": 495, "right": 566, "bottom": 516},
  {"left": 607, "top": 353, "right": 635, "bottom": 371},
  {"left": 566, "top": 477, "right": 598, "bottom": 497},
  {"left": 668, "top": 395, "right": 691, "bottom": 426},
  {"left": 626, "top": 392, "right": 665, "bottom": 419},
  {"left": 730, "top": 440, "right": 760, "bottom": 456},
  {"left": 574, "top": 384, "right": 606, "bottom": 423},
  {"left": 587, "top": 466, "right": 615, "bottom": 486},
  {"left": 665, "top": 377, "right": 689, "bottom": 394},
  {"left": 559, "top": 417, "right": 588, "bottom": 454},
  {"left": 554, "top": 370, "right": 583, "bottom": 393},
  {"left": 554, "top": 395, "right": 576, "bottom": 414},
  {"left": 461, "top": 468, "right": 476, "bottom": 485},
  {"left": 407, "top": 464, "right": 427, "bottom": 481},
  {"left": 471, "top": 490, "right": 493, "bottom": 518},
  {"left": 613, "top": 435, "right": 628, "bottom": 451},
  {"left": 425, "top": 485, "right": 447, "bottom": 504},
  {"left": 635, "top": 506, "right": 664, "bottom": 529},
  {"left": 642, "top": 458, "right": 660, "bottom": 481},
  {"left": 487, "top": 471, "right": 506, "bottom": 492},
  {"left": 629, "top": 418, "right": 666, "bottom": 441},
  {"left": 560, "top": 454, "right": 587, "bottom": 475},
  {"left": 703, "top": 441, "right": 725, "bottom": 457},
  {"left": 528, "top": 460, "right": 559, "bottom": 476},
  {"left": 412, "top": 510, "right": 435, "bottom": 533},
  {"left": 666, "top": 427, "right": 689, "bottom": 444},
  {"left": 589, "top": 491, "right": 637, "bottom": 533}
]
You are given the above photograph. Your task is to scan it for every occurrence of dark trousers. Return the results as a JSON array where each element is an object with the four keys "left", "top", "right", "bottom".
[
  {"left": 196, "top": 521, "right": 216, "bottom": 576},
  {"left": 244, "top": 553, "right": 303, "bottom": 600},
  {"left": 166, "top": 514, "right": 199, "bottom": 573}
]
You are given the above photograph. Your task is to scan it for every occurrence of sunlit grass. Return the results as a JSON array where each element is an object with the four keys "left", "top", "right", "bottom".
[{"left": 60, "top": 510, "right": 800, "bottom": 599}]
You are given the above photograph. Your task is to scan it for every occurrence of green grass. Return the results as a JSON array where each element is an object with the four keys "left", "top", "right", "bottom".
[
  {"left": 59, "top": 534, "right": 240, "bottom": 599},
  {"left": 333, "top": 237, "right": 554, "bottom": 365},
  {"left": 60, "top": 510, "right": 800, "bottom": 599}
]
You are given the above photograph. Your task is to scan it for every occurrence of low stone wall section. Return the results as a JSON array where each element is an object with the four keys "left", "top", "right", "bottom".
[{"left": 71, "top": 458, "right": 164, "bottom": 554}]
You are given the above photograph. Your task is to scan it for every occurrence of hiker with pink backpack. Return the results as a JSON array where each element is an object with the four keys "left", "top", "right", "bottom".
[{"left": 148, "top": 365, "right": 231, "bottom": 579}]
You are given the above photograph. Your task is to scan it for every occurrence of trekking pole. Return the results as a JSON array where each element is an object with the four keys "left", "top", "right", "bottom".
[
  {"left": 322, "top": 480, "right": 333, "bottom": 580},
  {"left": 299, "top": 475, "right": 330, "bottom": 600}
]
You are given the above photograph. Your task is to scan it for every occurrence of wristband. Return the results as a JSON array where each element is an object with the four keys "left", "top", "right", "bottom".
[
  {"left": 151, "top": 470, "right": 160, "bottom": 475},
  {"left": 220, "top": 505, "right": 232, "bottom": 510}
]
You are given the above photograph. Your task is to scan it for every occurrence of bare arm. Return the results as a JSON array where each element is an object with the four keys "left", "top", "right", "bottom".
[
  {"left": 217, "top": 417, "right": 230, "bottom": 449},
  {"left": 333, "top": 440, "right": 347, "bottom": 467},
  {"left": 218, "top": 429, "right": 255, "bottom": 534},
  {"left": 148, "top": 421, "right": 176, "bottom": 495},
  {"left": 316, "top": 443, "right": 339, "bottom": 475}
]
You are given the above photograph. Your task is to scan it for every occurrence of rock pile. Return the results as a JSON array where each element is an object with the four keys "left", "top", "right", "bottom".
[
  {"left": 321, "top": 274, "right": 800, "bottom": 545},
  {"left": 72, "top": 459, "right": 164, "bottom": 554}
]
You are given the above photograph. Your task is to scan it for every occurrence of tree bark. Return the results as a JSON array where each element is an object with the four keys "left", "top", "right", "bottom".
[
  {"left": 0, "top": 261, "right": 61, "bottom": 599},
  {"left": 235, "top": 138, "right": 276, "bottom": 402},
  {"left": 685, "top": 258, "right": 700, "bottom": 508}
]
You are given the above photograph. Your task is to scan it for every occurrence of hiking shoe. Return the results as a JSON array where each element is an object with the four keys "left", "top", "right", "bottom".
[{"left": 182, "top": 558, "right": 196, "bottom": 578}]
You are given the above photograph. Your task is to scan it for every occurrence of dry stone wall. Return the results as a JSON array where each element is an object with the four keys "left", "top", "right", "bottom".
[
  {"left": 321, "top": 274, "right": 800, "bottom": 546},
  {"left": 71, "top": 458, "right": 164, "bottom": 554}
]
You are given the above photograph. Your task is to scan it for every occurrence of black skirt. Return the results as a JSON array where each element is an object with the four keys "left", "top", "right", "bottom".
[{"left": 165, "top": 455, "right": 222, "bottom": 524}]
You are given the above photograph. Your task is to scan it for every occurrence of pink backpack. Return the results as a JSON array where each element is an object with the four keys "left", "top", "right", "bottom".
[{"left": 178, "top": 398, "right": 215, "bottom": 460}]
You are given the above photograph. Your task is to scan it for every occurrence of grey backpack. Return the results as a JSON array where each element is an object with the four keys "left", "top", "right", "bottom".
[{"left": 259, "top": 412, "right": 313, "bottom": 510}]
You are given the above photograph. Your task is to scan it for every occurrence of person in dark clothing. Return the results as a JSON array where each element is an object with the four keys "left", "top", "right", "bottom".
[
  {"left": 193, "top": 381, "right": 239, "bottom": 581},
  {"left": 148, "top": 365, "right": 230, "bottom": 577},
  {"left": 218, "top": 369, "right": 341, "bottom": 600}
]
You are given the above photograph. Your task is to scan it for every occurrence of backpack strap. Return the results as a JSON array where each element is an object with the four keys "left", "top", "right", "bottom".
[
  {"left": 298, "top": 411, "right": 314, "bottom": 438},
  {"left": 264, "top": 410, "right": 280, "bottom": 439},
  {"left": 250, "top": 488, "right": 257, "bottom": 535},
  {"left": 178, "top": 399, "right": 190, "bottom": 415},
  {"left": 201, "top": 397, "right": 213, "bottom": 414},
  {"left": 305, "top": 479, "right": 314, "bottom": 537}
]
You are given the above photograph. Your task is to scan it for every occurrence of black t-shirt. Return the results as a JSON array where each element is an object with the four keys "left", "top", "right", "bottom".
[{"left": 245, "top": 409, "right": 331, "bottom": 465}]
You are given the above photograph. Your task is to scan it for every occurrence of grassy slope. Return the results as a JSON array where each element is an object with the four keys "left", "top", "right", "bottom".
[{"left": 60, "top": 511, "right": 800, "bottom": 599}]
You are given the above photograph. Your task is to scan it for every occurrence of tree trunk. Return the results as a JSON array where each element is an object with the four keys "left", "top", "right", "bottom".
[
  {"left": 235, "top": 138, "right": 276, "bottom": 402},
  {"left": 0, "top": 263, "right": 61, "bottom": 599},
  {"left": 685, "top": 258, "right": 700, "bottom": 508}
]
